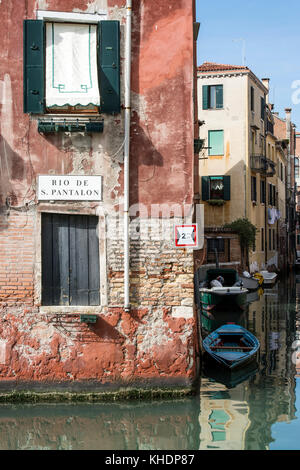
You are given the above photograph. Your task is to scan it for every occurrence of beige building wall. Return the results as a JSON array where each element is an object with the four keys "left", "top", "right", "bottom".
[
  {"left": 198, "top": 73, "right": 248, "bottom": 227},
  {"left": 198, "top": 66, "right": 269, "bottom": 271}
]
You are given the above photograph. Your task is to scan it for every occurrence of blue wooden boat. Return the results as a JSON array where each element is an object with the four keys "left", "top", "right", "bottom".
[{"left": 202, "top": 324, "right": 260, "bottom": 370}]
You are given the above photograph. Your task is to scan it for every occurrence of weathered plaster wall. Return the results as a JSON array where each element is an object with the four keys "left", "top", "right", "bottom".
[{"left": 0, "top": 0, "right": 197, "bottom": 390}]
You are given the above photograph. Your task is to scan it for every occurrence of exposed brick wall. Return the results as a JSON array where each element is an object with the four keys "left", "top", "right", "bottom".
[
  {"left": 107, "top": 218, "right": 194, "bottom": 308},
  {"left": 0, "top": 211, "right": 35, "bottom": 305}
]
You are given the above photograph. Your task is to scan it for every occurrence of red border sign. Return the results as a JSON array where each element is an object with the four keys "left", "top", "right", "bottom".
[{"left": 174, "top": 224, "right": 198, "bottom": 248}]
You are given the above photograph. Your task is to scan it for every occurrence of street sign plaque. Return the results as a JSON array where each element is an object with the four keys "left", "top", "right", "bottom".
[{"left": 174, "top": 224, "right": 198, "bottom": 248}]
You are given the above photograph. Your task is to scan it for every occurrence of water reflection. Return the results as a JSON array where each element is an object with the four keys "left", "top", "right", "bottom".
[
  {"left": 199, "top": 274, "right": 298, "bottom": 450},
  {"left": 0, "top": 400, "right": 201, "bottom": 450},
  {"left": 0, "top": 276, "right": 299, "bottom": 450}
]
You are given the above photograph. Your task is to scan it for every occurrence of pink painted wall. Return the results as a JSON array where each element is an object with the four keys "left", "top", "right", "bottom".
[{"left": 0, "top": 0, "right": 198, "bottom": 390}]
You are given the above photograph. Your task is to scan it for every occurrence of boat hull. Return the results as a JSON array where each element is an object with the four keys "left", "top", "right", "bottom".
[
  {"left": 202, "top": 361, "right": 259, "bottom": 388},
  {"left": 239, "top": 275, "right": 260, "bottom": 291},
  {"left": 199, "top": 287, "right": 248, "bottom": 313},
  {"left": 259, "top": 270, "right": 278, "bottom": 286}
]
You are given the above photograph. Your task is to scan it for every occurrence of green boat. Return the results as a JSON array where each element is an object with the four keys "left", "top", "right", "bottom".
[{"left": 197, "top": 268, "right": 248, "bottom": 313}]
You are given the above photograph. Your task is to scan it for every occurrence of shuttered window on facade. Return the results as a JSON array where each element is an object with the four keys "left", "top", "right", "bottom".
[
  {"left": 251, "top": 176, "right": 257, "bottom": 202},
  {"left": 261, "top": 96, "right": 265, "bottom": 120},
  {"left": 42, "top": 213, "right": 100, "bottom": 306},
  {"left": 201, "top": 175, "right": 230, "bottom": 201},
  {"left": 260, "top": 179, "right": 266, "bottom": 204},
  {"left": 250, "top": 86, "right": 254, "bottom": 112},
  {"left": 24, "top": 19, "right": 120, "bottom": 114},
  {"left": 208, "top": 130, "right": 224, "bottom": 155},
  {"left": 202, "top": 85, "right": 223, "bottom": 110}
]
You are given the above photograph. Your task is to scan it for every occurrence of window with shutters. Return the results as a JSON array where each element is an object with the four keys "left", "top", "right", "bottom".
[
  {"left": 41, "top": 213, "right": 100, "bottom": 306},
  {"left": 260, "top": 179, "right": 266, "bottom": 204},
  {"left": 208, "top": 130, "right": 224, "bottom": 156},
  {"left": 261, "top": 96, "right": 265, "bottom": 120},
  {"left": 24, "top": 17, "right": 120, "bottom": 115},
  {"left": 202, "top": 85, "right": 223, "bottom": 110},
  {"left": 261, "top": 228, "right": 264, "bottom": 252},
  {"left": 251, "top": 176, "right": 257, "bottom": 203},
  {"left": 201, "top": 175, "right": 231, "bottom": 201},
  {"left": 250, "top": 86, "right": 254, "bottom": 112}
]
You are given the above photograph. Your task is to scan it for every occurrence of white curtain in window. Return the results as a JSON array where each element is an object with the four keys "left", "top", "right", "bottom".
[{"left": 46, "top": 23, "right": 100, "bottom": 108}]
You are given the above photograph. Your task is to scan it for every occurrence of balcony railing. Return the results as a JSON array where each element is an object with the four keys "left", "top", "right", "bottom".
[{"left": 250, "top": 154, "right": 276, "bottom": 177}]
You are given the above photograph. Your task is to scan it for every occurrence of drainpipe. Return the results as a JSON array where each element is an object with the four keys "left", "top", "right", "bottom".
[{"left": 124, "top": 0, "right": 132, "bottom": 312}]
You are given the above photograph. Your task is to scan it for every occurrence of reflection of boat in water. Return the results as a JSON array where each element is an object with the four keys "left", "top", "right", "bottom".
[
  {"left": 202, "top": 360, "right": 259, "bottom": 389},
  {"left": 246, "top": 289, "right": 260, "bottom": 304},
  {"left": 200, "top": 308, "right": 247, "bottom": 336},
  {"left": 262, "top": 282, "right": 279, "bottom": 297},
  {"left": 197, "top": 269, "right": 248, "bottom": 313},
  {"left": 203, "top": 324, "right": 260, "bottom": 370}
]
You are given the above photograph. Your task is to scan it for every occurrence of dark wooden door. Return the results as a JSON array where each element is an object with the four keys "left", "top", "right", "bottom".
[{"left": 42, "top": 213, "right": 100, "bottom": 306}]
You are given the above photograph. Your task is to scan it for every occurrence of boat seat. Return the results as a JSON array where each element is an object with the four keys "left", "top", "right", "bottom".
[{"left": 211, "top": 346, "right": 253, "bottom": 351}]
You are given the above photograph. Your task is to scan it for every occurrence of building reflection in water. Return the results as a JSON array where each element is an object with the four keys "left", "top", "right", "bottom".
[
  {"left": 198, "top": 275, "right": 298, "bottom": 450},
  {"left": 0, "top": 399, "right": 201, "bottom": 450}
]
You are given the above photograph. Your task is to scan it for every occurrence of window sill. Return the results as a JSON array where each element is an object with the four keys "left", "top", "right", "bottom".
[
  {"left": 207, "top": 199, "right": 226, "bottom": 206},
  {"left": 40, "top": 306, "right": 103, "bottom": 314}
]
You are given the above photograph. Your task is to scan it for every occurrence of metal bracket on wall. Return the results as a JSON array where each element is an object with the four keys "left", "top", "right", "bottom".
[
  {"left": 38, "top": 119, "right": 104, "bottom": 134},
  {"left": 80, "top": 314, "right": 98, "bottom": 324}
]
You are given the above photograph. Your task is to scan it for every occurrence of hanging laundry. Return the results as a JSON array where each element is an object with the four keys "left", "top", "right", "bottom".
[{"left": 268, "top": 208, "right": 277, "bottom": 224}]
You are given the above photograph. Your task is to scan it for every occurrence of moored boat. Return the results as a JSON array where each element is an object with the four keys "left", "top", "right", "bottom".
[
  {"left": 202, "top": 324, "right": 260, "bottom": 370},
  {"left": 259, "top": 270, "right": 278, "bottom": 286},
  {"left": 198, "top": 268, "right": 248, "bottom": 313},
  {"left": 239, "top": 271, "right": 260, "bottom": 291}
]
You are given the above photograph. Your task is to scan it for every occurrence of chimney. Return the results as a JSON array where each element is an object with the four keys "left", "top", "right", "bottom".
[
  {"left": 285, "top": 108, "right": 292, "bottom": 135},
  {"left": 261, "top": 78, "right": 270, "bottom": 104}
]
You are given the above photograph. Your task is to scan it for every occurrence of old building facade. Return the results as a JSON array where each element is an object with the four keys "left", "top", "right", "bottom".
[
  {"left": 197, "top": 62, "right": 296, "bottom": 274},
  {"left": 0, "top": 0, "right": 200, "bottom": 392}
]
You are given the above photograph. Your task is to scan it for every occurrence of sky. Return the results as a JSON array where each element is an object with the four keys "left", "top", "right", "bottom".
[{"left": 196, "top": 0, "right": 300, "bottom": 129}]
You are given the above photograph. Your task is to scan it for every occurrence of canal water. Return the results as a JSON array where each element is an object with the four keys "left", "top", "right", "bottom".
[{"left": 0, "top": 275, "right": 300, "bottom": 450}]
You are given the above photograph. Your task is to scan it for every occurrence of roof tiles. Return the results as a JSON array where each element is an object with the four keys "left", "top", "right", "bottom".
[{"left": 198, "top": 62, "right": 249, "bottom": 73}]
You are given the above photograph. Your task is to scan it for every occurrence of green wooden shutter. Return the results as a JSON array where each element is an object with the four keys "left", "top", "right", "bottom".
[
  {"left": 202, "top": 85, "right": 209, "bottom": 110},
  {"left": 202, "top": 176, "right": 210, "bottom": 201},
  {"left": 98, "top": 21, "right": 120, "bottom": 114},
  {"left": 223, "top": 175, "right": 230, "bottom": 200},
  {"left": 216, "top": 85, "right": 223, "bottom": 109},
  {"left": 261, "top": 96, "right": 265, "bottom": 120},
  {"left": 251, "top": 86, "right": 254, "bottom": 111},
  {"left": 23, "top": 20, "right": 45, "bottom": 114},
  {"left": 208, "top": 130, "right": 224, "bottom": 155}
]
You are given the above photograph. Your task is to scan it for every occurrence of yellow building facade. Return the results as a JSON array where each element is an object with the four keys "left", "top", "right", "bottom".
[{"left": 197, "top": 63, "right": 286, "bottom": 272}]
